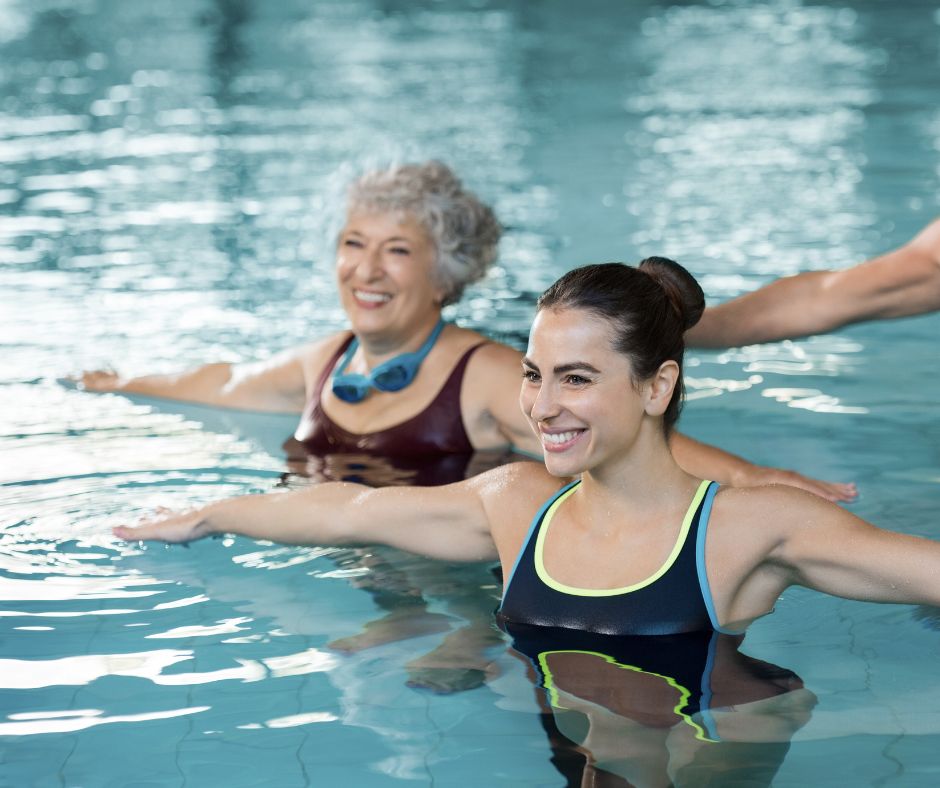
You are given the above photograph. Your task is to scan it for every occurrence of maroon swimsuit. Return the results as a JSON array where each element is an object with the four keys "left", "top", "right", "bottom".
[{"left": 293, "top": 334, "right": 486, "bottom": 459}]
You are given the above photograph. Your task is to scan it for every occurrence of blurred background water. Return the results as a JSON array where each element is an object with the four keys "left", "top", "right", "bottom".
[{"left": 2, "top": 0, "right": 940, "bottom": 785}]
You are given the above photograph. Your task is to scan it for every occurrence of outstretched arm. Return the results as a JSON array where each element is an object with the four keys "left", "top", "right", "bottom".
[
  {"left": 715, "top": 486, "right": 940, "bottom": 628},
  {"left": 668, "top": 432, "right": 856, "bottom": 503},
  {"left": 687, "top": 217, "right": 940, "bottom": 348},
  {"left": 777, "top": 489, "right": 940, "bottom": 607},
  {"left": 77, "top": 345, "right": 315, "bottom": 413},
  {"left": 114, "top": 473, "right": 499, "bottom": 562}
]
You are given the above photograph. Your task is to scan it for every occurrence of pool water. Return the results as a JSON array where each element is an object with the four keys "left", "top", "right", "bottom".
[{"left": 2, "top": 0, "right": 940, "bottom": 785}]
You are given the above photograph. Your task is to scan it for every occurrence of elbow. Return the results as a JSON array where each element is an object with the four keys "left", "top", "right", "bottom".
[{"left": 314, "top": 487, "right": 375, "bottom": 547}]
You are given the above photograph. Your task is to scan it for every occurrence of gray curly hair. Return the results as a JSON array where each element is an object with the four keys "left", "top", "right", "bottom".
[{"left": 345, "top": 161, "right": 502, "bottom": 307}]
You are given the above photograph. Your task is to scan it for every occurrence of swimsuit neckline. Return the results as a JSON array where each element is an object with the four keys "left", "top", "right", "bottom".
[
  {"left": 317, "top": 336, "right": 486, "bottom": 440},
  {"left": 534, "top": 479, "right": 713, "bottom": 597}
]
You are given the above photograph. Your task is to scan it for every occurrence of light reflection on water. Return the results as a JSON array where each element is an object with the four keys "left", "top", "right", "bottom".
[{"left": 2, "top": 0, "right": 940, "bottom": 785}]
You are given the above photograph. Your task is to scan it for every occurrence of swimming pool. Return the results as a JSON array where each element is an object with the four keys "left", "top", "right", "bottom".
[{"left": 2, "top": 0, "right": 940, "bottom": 784}]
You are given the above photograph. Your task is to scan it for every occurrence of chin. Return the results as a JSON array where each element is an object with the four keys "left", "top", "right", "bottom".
[
  {"left": 542, "top": 455, "right": 586, "bottom": 479},
  {"left": 349, "top": 310, "right": 393, "bottom": 332}
]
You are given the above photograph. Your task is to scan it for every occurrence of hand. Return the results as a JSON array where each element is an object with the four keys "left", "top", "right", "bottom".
[
  {"left": 114, "top": 507, "right": 212, "bottom": 544},
  {"left": 740, "top": 467, "right": 857, "bottom": 503},
  {"left": 77, "top": 369, "right": 123, "bottom": 392}
]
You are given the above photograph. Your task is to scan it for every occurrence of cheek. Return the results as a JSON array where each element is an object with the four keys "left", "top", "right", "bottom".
[
  {"left": 401, "top": 263, "right": 445, "bottom": 304},
  {"left": 335, "top": 254, "right": 356, "bottom": 282},
  {"left": 414, "top": 250, "right": 441, "bottom": 286},
  {"left": 518, "top": 386, "right": 535, "bottom": 415}
]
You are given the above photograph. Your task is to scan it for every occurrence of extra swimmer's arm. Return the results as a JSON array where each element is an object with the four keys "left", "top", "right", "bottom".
[
  {"left": 668, "top": 432, "right": 856, "bottom": 503},
  {"left": 687, "top": 217, "right": 940, "bottom": 348},
  {"left": 114, "top": 473, "right": 499, "bottom": 562}
]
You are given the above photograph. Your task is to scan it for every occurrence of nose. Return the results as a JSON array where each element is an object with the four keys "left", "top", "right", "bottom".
[
  {"left": 361, "top": 244, "right": 386, "bottom": 279},
  {"left": 341, "top": 243, "right": 384, "bottom": 282},
  {"left": 526, "top": 379, "right": 560, "bottom": 424}
]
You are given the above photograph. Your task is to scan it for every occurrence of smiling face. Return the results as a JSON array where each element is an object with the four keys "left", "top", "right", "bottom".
[
  {"left": 520, "top": 307, "right": 665, "bottom": 478},
  {"left": 335, "top": 212, "right": 446, "bottom": 342}
]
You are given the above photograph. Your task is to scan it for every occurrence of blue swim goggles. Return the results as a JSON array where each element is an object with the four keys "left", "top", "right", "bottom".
[{"left": 331, "top": 318, "right": 446, "bottom": 403}]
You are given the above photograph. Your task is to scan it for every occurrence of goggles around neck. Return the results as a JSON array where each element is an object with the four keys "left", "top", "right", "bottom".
[{"left": 331, "top": 319, "right": 446, "bottom": 404}]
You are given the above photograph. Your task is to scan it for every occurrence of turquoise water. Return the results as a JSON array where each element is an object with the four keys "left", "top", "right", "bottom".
[{"left": 2, "top": 0, "right": 940, "bottom": 784}]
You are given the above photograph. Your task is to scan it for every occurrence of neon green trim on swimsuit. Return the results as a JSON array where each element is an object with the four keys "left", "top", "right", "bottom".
[
  {"left": 534, "top": 479, "right": 711, "bottom": 596},
  {"left": 537, "top": 649, "right": 717, "bottom": 743}
]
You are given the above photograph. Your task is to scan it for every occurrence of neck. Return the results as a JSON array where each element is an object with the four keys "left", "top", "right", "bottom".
[
  {"left": 577, "top": 422, "right": 696, "bottom": 512},
  {"left": 355, "top": 313, "right": 443, "bottom": 366}
]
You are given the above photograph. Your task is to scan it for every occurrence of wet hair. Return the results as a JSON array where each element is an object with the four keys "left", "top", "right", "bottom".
[
  {"left": 536, "top": 259, "right": 705, "bottom": 433},
  {"left": 346, "top": 161, "right": 502, "bottom": 307}
]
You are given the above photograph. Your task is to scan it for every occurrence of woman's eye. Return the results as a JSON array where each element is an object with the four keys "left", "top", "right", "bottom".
[
  {"left": 565, "top": 375, "right": 590, "bottom": 385},
  {"left": 343, "top": 238, "right": 364, "bottom": 248},
  {"left": 522, "top": 370, "right": 540, "bottom": 382},
  {"left": 388, "top": 246, "right": 411, "bottom": 255}
]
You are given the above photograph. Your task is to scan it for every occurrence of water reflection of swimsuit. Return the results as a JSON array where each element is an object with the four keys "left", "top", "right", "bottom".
[
  {"left": 504, "top": 623, "right": 725, "bottom": 741},
  {"left": 287, "top": 336, "right": 488, "bottom": 486},
  {"left": 499, "top": 479, "right": 724, "bottom": 636},
  {"left": 501, "top": 622, "right": 803, "bottom": 746}
]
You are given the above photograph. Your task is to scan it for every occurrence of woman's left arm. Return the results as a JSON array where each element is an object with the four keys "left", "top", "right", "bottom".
[{"left": 768, "top": 488, "right": 940, "bottom": 606}]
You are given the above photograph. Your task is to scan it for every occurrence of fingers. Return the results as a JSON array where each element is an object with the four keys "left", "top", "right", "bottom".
[
  {"left": 777, "top": 472, "right": 858, "bottom": 504},
  {"left": 112, "top": 509, "right": 206, "bottom": 544},
  {"left": 801, "top": 477, "right": 857, "bottom": 504},
  {"left": 112, "top": 522, "right": 182, "bottom": 544},
  {"left": 78, "top": 369, "right": 121, "bottom": 391},
  {"left": 746, "top": 465, "right": 858, "bottom": 504},
  {"left": 818, "top": 481, "right": 858, "bottom": 503}
]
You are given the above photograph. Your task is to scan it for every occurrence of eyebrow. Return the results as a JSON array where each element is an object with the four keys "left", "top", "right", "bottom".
[
  {"left": 343, "top": 230, "right": 412, "bottom": 243},
  {"left": 521, "top": 358, "right": 602, "bottom": 375}
]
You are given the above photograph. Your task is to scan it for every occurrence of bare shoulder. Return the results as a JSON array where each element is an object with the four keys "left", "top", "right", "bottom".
[
  {"left": 467, "top": 459, "right": 560, "bottom": 495},
  {"left": 464, "top": 336, "right": 523, "bottom": 372},
  {"left": 464, "top": 461, "right": 572, "bottom": 564},
  {"left": 438, "top": 324, "right": 515, "bottom": 356},
  {"left": 460, "top": 461, "right": 567, "bottom": 526},
  {"left": 710, "top": 483, "right": 842, "bottom": 545},
  {"left": 714, "top": 482, "right": 835, "bottom": 516},
  {"left": 456, "top": 335, "right": 535, "bottom": 451},
  {"left": 461, "top": 337, "right": 524, "bottom": 401}
]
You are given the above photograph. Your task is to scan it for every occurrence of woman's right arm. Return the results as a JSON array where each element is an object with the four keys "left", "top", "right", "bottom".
[
  {"left": 78, "top": 343, "right": 325, "bottom": 413},
  {"left": 114, "top": 469, "right": 503, "bottom": 563}
]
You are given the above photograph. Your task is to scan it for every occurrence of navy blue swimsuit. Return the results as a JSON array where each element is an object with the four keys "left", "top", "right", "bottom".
[
  {"left": 499, "top": 481, "right": 803, "bottom": 755},
  {"left": 498, "top": 479, "right": 724, "bottom": 636}
]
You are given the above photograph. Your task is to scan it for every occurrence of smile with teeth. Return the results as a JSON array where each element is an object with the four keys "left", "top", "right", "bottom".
[
  {"left": 541, "top": 429, "right": 584, "bottom": 448},
  {"left": 353, "top": 289, "right": 392, "bottom": 304}
]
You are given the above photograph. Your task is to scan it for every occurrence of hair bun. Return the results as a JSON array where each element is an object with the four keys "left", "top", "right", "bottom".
[{"left": 638, "top": 256, "right": 705, "bottom": 331}]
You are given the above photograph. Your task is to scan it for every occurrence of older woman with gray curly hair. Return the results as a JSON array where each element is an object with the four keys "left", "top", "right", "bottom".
[{"left": 79, "top": 160, "right": 852, "bottom": 500}]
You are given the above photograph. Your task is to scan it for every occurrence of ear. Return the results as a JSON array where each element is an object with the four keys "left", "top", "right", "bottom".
[{"left": 643, "top": 360, "right": 680, "bottom": 417}]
